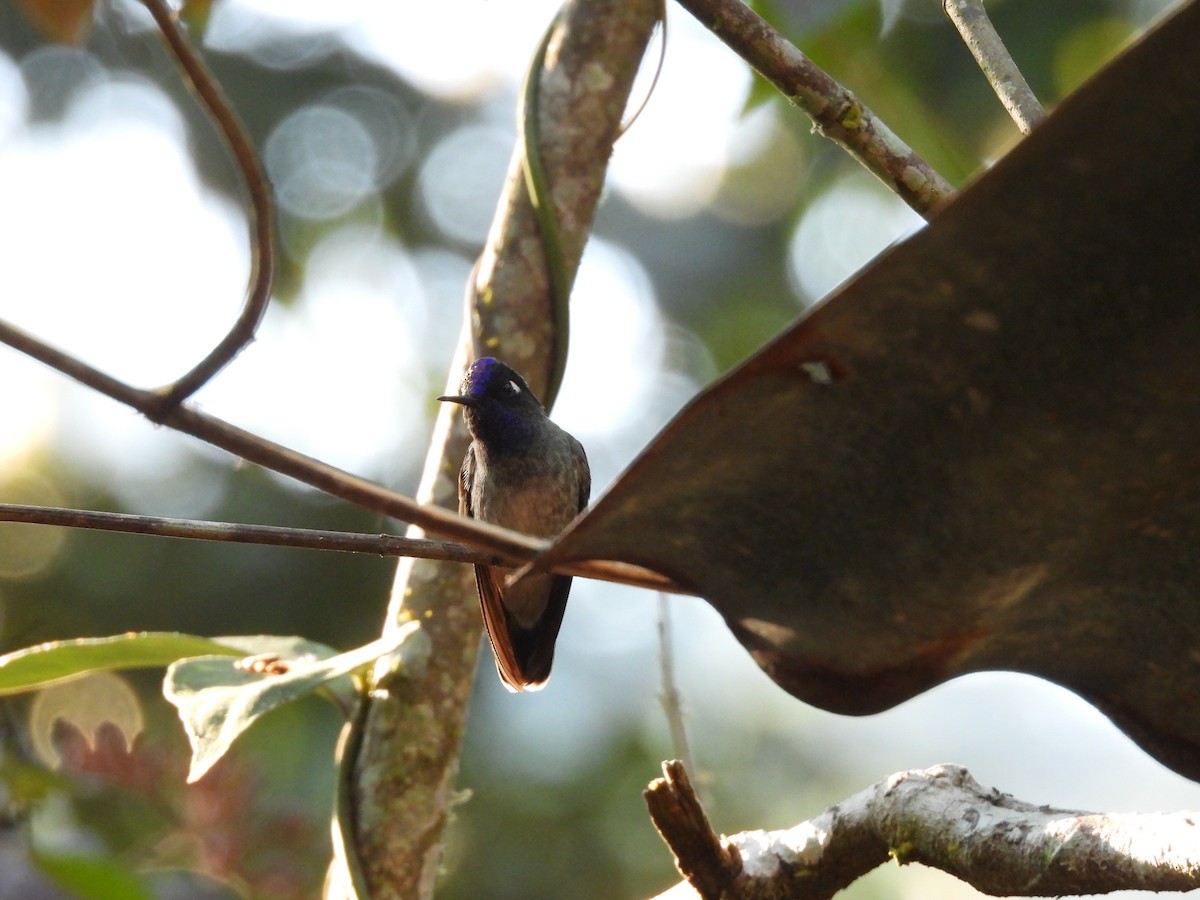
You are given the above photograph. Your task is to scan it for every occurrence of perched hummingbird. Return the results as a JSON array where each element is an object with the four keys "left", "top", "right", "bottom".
[{"left": 439, "top": 357, "right": 591, "bottom": 691}]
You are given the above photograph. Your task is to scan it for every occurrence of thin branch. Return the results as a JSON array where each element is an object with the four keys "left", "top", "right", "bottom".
[
  {"left": 0, "top": 503, "right": 496, "bottom": 565},
  {"left": 944, "top": 0, "right": 1045, "bottom": 134},
  {"left": 0, "top": 501, "right": 683, "bottom": 592},
  {"left": 648, "top": 764, "right": 1200, "bottom": 899},
  {"left": 671, "top": 0, "right": 956, "bottom": 219},
  {"left": 137, "top": 0, "right": 277, "bottom": 412},
  {"left": 657, "top": 595, "right": 695, "bottom": 777},
  {"left": 0, "top": 318, "right": 679, "bottom": 593}
]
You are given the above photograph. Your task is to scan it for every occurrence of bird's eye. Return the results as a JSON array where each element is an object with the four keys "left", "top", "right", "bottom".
[{"left": 501, "top": 380, "right": 521, "bottom": 397}]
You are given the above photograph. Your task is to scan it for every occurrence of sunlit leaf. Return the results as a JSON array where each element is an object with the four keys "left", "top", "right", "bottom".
[
  {"left": 0, "top": 633, "right": 254, "bottom": 696},
  {"left": 164, "top": 624, "right": 420, "bottom": 783},
  {"left": 538, "top": 2, "right": 1200, "bottom": 781}
]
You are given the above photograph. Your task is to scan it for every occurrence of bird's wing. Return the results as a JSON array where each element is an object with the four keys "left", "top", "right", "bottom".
[
  {"left": 573, "top": 436, "right": 592, "bottom": 511},
  {"left": 486, "top": 441, "right": 589, "bottom": 691},
  {"left": 467, "top": 438, "right": 588, "bottom": 692},
  {"left": 461, "top": 441, "right": 546, "bottom": 691},
  {"left": 458, "top": 444, "right": 475, "bottom": 518}
]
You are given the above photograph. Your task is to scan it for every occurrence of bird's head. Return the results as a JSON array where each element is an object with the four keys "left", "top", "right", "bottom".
[{"left": 438, "top": 357, "right": 547, "bottom": 447}]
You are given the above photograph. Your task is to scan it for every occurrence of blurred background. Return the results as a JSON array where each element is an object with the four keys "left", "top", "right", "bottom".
[{"left": 0, "top": 0, "right": 1197, "bottom": 897}]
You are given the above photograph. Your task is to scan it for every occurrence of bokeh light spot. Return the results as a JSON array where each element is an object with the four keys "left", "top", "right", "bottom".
[
  {"left": 266, "top": 105, "right": 378, "bottom": 220},
  {"left": 553, "top": 239, "right": 663, "bottom": 447},
  {"left": 0, "top": 471, "right": 68, "bottom": 580},
  {"left": 322, "top": 85, "right": 418, "bottom": 188},
  {"left": 30, "top": 670, "right": 145, "bottom": 768},
  {"left": 608, "top": 11, "right": 751, "bottom": 218},
  {"left": 710, "top": 104, "right": 808, "bottom": 227},
  {"left": 787, "top": 173, "right": 925, "bottom": 304},
  {"left": 418, "top": 125, "right": 513, "bottom": 245}
]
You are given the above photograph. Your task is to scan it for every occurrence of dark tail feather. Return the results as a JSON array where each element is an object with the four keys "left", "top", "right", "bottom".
[{"left": 475, "top": 566, "right": 572, "bottom": 692}]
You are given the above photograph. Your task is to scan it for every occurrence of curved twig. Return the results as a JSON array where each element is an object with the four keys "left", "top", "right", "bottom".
[
  {"left": 618, "top": 0, "right": 669, "bottom": 139},
  {"left": 138, "top": 0, "right": 276, "bottom": 412},
  {"left": 671, "top": 0, "right": 956, "bottom": 219}
]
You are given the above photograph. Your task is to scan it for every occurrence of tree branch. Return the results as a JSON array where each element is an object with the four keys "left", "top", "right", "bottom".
[
  {"left": 648, "top": 764, "right": 1200, "bottom": 899},
  {"left": 0, "top": 502, "right": 497, "bottom": 565},
  {"left": 944, "top": 0, "right": 1045, "bottom": 134},
  {"left": 646, "top": 761, "right": 741, "bottom": 899},
  {"left": 0, "top": 319, "right": 677, "bottom": 593},
  {"left": 0, "top": 502, "right": 679, "bottom": 593},
  {"left": 345, "top": 2, "right": 663, "bottom": 896},
  {"left": 136, "top": 0, "right": 277, "bottom": 411},
  {"left": 671, "top": 0, "right": 956, "bottom": 219}
]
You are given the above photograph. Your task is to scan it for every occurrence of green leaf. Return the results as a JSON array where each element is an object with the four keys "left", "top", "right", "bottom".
[
  {"left": 35, "top": 852, "right": 153, "bottom": 900},
  {"left": 164, "top": 624, "right": 420, "bottom": 783},
  {"left": 0, "top": 633, "right": 256, "bottom": 696}
]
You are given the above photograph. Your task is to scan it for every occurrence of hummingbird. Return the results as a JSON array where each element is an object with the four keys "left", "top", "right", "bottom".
[{"left": 439, "top": 357, "right": 591, "bottom": 691}]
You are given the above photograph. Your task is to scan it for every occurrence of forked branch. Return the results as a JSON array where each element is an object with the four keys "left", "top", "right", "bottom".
[{"left": 647, "top": 764, "right": 1200, "bottom": 899}]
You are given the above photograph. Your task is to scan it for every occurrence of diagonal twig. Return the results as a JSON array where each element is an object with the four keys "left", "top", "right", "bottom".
[
  {"left": 0, "top": 318, "right": 678, "bottom": 593},
  {"left": 671, "top": 0, "right": 956, "bottom": 218},
  {"left": 944, "top": 0, "right": 1045, "bottom": 134},
  {"left": 137, "top": 0, "right": 276, "bottom": 413}
]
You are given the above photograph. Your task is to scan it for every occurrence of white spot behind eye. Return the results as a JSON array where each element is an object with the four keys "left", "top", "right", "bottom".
[{"left": 503, "top": 380, "right": 521, "bottom": 396}]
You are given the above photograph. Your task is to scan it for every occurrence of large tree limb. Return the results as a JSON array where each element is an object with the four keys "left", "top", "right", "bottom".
[
  {"left": 648, "top": 763, "right": 1200, "bottom": 899},
  {"left": 342, "top": 1, "right": 662, "bottom": 897}
]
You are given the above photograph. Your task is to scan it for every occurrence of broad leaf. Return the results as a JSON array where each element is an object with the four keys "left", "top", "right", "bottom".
[
  {"left": 0, "top": 633, "right": 256, "bottom": 695},
  {"left": 538, "top": 2, "right": 1200, "bottom": 780},
  {"left": 164, "top": 624, "right": 419, "bottom": 783}
]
